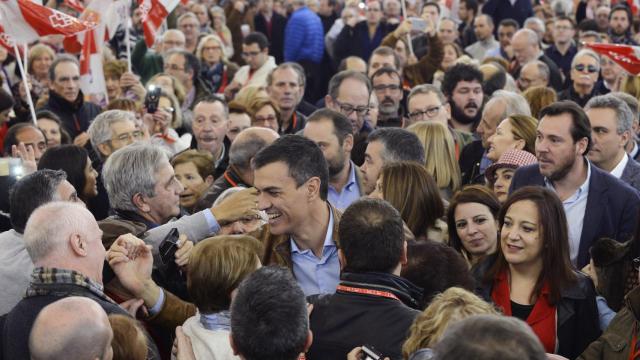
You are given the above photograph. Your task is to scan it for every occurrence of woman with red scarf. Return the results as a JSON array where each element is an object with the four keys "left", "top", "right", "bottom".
[{"left": 473, "top": 186, "right": 600, "bottom": 359}]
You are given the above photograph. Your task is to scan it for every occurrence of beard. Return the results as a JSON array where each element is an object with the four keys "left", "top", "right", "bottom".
[
  {"left": 542, "top": 152, "right": 577, "bottom": 182},
  {"left": 328, "top": 151, "right": 347, "bottom": 178},
  {"left": 450, "top": 100, "right": 482, "bottom": 126}
]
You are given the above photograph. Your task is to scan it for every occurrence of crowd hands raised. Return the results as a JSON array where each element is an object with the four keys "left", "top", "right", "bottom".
[{"left": 6, "top": 0, "right": 640, "bottom": 359}]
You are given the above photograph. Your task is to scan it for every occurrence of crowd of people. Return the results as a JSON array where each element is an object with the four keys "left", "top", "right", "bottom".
[{"left": 3, "top": 0, "right": 640, "bottom": 358}]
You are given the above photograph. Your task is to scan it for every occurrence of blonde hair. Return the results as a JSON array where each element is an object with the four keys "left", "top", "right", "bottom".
[
  {"left": 402, "top": 287, "right": 499, "bottom": 359},
  {"left": 196, "top": 34, "right": 228, "bottom": 61},
  {"left": 148, "top": 73, "right": 187, "bottom": 105},
  {"left": 28, "top": 44, "right": 55, "bottom": 75},
  {"left": 407, "top": 122, "right": 461, "bottom": 193},
  {"left": 234, "top": 86, "right": 268, "bottom": 108},
  {"left": 506, "top": 114, "right": 538, "bottom": 154}
]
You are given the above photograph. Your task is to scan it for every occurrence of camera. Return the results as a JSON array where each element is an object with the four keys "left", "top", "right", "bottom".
[
  {"left": 144, "top": 85, "right": 161, "bottom": 114},
  {"left": 159, "top": 228, "right": 180, "bottom": 265}
]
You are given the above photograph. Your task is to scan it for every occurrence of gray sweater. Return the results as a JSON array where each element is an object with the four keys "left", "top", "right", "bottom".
[{"left": 0, "top": 230, "right": 33, "bottom": 315}]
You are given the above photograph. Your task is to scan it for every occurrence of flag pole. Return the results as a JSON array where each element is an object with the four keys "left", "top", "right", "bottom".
[
  {"left": 13, "top": 44, "right": 37, "bottom": 125},
  {"left": 400, "top": 0, "right": 414, "bottom": 55},
  {"left": 23, "top": 44, "right": 28, "bottom": 73},
  {"left": 125, "top": 7, "right": 132, "bottom": 72}
]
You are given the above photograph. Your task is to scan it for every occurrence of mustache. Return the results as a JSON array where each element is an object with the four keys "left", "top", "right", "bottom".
[{"left": 464, "top": 102, "right": 478, "bottom": 109}]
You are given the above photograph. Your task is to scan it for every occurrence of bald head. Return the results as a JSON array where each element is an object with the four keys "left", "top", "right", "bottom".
[
  {"left": 30, "top": 297, "right": 113, "bottom": 360},
  {"left": 229, "top": 127, "right": 280, "bottom": 171},
  {"left": 162, "top": 30, "right": 186, "bottom": 52},
  {"left": 24, "top": 202, "right": 105, "bottom": 283},
  {"left": 511, "top": 29, "right": 540, "bottom": 65}
]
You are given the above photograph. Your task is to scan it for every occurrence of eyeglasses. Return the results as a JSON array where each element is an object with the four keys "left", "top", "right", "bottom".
[
  {"left": 333, "top": 98, "right": 370, "bottom": 118},
  {"left": 242, "top": 51, "right": 262, "bottom": 58},
  {"left": 164, "top": 64, "right": 185, "bottom": 71},
  {"left": 373, "top": 84, "right": 401, "bottom": 93},
  {"left": 255, "top": 115, "right": 277, "bottom": 123},
  {"left": 633, "top": 256, "right": 640, "bottom": 271},
  {"left": 574, "top": 64, "right": 598, "bottom": 73},
  {"left": 409, "top": 105, "right": 443, "bottom": 120},
  {"left": 112, "top": 130, "right": 143, "bottom": 142}
]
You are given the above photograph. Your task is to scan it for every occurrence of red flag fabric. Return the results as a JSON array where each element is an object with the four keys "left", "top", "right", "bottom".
[
  {"left": 63, "top": 0, "right": 85, "bottom": 13},
  {"left": 586, "top": 42, "right": 640, "bottom": 75},
  {"left": 0, "top": 0, "right": 93, "bottom": 44},
  {"left": 138, "top": 0, "right": 180, "bottom": 47}
]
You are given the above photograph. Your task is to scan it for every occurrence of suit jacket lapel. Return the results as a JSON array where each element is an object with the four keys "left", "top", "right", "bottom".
[{"left": 577, "top": 168, "right": 605, "bottom": 267}]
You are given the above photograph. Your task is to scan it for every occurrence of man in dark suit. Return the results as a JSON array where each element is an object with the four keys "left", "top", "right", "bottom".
[
  {"left": 254, "top": 0, "right": 287, "bottom": 64},
  {"left": 510, "top": 29, "right": 564, "bottom": 92},
  {"left": 585, "top": 94, "right": 640, "bottom": 193},
  {"left": 510, "top": 101, "right": 640, "bottom": 269}
]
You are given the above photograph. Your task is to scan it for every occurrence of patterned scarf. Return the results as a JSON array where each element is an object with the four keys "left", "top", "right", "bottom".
[{"left": 26, "top": 267, "right": 116, "bottom": 305}]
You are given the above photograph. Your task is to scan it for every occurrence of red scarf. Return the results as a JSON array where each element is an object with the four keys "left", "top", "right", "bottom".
[{"left": 491, "top": 269, "right": 557, "bottom": 353}]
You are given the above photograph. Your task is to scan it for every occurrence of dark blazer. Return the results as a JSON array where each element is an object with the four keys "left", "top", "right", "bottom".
[
  {"left": 254, "top": 12, "right": 287, "bottom": 64},
  {"left": 482, "top": 0, "right": 532, "bottom": 28},
  {"left": 510, "top": 162, "right": 640, "bottom": 268},
  {"left": 473, "top": 256, "right": 602, "bottom": 360},
  {"left": 459, "top": 139, "right": 486, "bottom": 185},
  {"left": 621, "top": 156, "right": 640, "bottom": 193}
]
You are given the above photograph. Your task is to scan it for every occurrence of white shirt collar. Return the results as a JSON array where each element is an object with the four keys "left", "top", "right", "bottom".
[{"left": 610, "top": 153, "right": 629, "bottom": 179}]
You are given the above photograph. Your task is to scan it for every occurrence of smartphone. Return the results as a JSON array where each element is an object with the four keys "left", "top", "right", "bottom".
[
  {"left": 361, "top": 345, "right": 383, "bottom": 360},
  {"left": 409, "top": 17, "right": 427, "bottom": 32},
  {"left": 159, "top": 228, "right": 180, "bottom": 265}
]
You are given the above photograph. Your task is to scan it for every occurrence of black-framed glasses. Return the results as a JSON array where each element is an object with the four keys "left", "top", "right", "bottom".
[
  {"left": 633, "top": 256, "right": 640, "bottom": 271},
  {"left": 574, "top": 64, "right": 598, "bottom": 73},
  {"left": 333, "top": 98, "right": 370, "bottom": 118},
  {"left": 409, "top": 105, "right": 443, "bottom": 120}
]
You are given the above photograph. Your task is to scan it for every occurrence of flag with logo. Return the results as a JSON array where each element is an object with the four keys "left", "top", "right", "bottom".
[
  {"left": 0, "top": 0, "right": 92, "bottom": 43},
  {"left": 138, "top": 0, "right": 180, "bottom": 47},
  {"left": 585, "top": 42, "right": 640, "bottom": 75}
]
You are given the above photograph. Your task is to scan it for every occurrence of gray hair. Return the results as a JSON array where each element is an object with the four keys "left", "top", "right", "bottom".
[
  {"left": 610, "top": 91, "right": 639, "bottom": 123},
  {"left": 571, "top": 49, "right": 600, "bottom": 72},
  {"left": 327, "top": 70, "right": 372, "bottom": 99},
  {"left": 438, "top": 17, "right": 459, "bottom": 31},
  {"left": 229, "top": 132, "right": 271, "bottom": 169},
  {"left": 551, "top": 0, "right": 573, "bottom": 16},
  {"left": 102, "top": 143, "right": 169, "bottom": 212},
  {"left": 580, "top": 30, "right": 603, "bottom": 43},
  {"left": 408, "top": 84, "right": 447, "bottom": 105},
  {"left": 585, "top": 94, "right": 634, "bottom": 134},
  {"left": 485, "top": 90, "right": 532, "bottom": 119},
  {"left": 524, "top": 17, "right": 545, "bottom": 32},
  {"left": 177, "top": 12, "right": 199, "bottom": 25},
  {"left": 87, "top": 110, "right": 138, "bottom": 157},
  {"left": 48, "top": 54, "right": 79, "bottom": 82},
  {"left": 23, "top": 202, "right": 91, "bottom": 263},
  {"left": 267, "top": 62, "right": 306, "bottom": 88},
  {"left": 524, "top": 60, "right": 550, "bottom": 82},
  {"left": 515, "top": 28, "right": 540, "bottom": 46}
]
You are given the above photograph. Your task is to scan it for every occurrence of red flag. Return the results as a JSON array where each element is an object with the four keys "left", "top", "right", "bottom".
[
  {"left": 586, "top": 42, "right": 640, "bottom": 75},
  {"left": 0, "top": 0, "right": 93, "bottom": 44},
  {"left": 138, "top": 0, "right": 180, "bottom": 47},
  {"left": 63, "top": 0, "right": 85, "bottom": 13}
]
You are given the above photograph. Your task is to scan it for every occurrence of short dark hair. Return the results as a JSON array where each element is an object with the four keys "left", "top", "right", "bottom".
[
  {"left": 367, "top": 128, "right": 426, "bottom": 164},
  {"left": 48, "top": 54, "right": 79, "bottom": 82},
  {"left": 307, "top": 108, "right": 353, "bottom": 145},
  {"left": 441, "top": 63, "right": 483, "bottom": 97},
  {"left": 37, "top": 145, "right": 90, "bottom": 201},
  {"left": 370, "top": 46, "right": 401, "bottom": 70},
  {"left": 166, "top": 49, "right": 201, "bottom": 81},
  {"left": 2, "top": 124, "right": 45, "bottom": 156},
  {"left": 482, "top": 64, "right": 506, "bottom": 96},
  {"left": 401, "top": 241, "right": 475, "bottom": 308},
  {"left": 555, "top": 15, "right": 576, "bottom": 29},
  {"left": 339, "top": 198, "right": 405, "bottom": 273},
  {"left": 327, "top": 70, "right": 372, "bottom": 99},
  {"left": 9, "top": 169, "right": 67, "bottom": 233},
  {"left": 194, "top": 94, "right": 229, "bottom": 117},
  {"left": 243, "top": 32, "right": 269, "bottom": 50},
  {"left": 370, "top": 66, "right": 402, "bottom": 87},
  {"left": 610, "top": 4, "right": 632, "bottom": 22},
  {"left": 539, "top": 100, "right": 592, "bottom": 155},
  {"left": 499, "top": 18, "right": 520, "bottom": 29},
  {"left": 253, "top": 135, "right": 329, "bottom": 200},
  {"left": 267, "top": 62, "right": 306, "bottom": 88},
  {"left": 432, "top": 315, "right": 547, "bottom": 360},
  {"left": 423, "top": 1, "right": 440, "bottom": 14},
  {"left": 231, "top": 266, "right": 309, "bottom": 360},
  {"left": 460, "top": 0, "right": 478, "bottom": 15}
]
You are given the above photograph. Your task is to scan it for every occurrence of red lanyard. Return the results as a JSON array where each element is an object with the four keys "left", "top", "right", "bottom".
[
  {"left": 630, "top": 324, "right": 640, "bottom": 360},
  {"left": 223, "top": 171, "right": 238, "bottom": 187},
  {"left": 336, "top": 285, "right": 400, "bottom": 301},
  {"left": 291, "top": 112, "right": 297, "bottom": 129}
]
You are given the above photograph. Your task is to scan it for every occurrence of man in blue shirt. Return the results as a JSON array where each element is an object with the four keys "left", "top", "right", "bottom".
[
  {"left": 253, "top": 135, "right": 341, "bottom": 295},
  {"left": 303, "top": 109, "right": 364, "bottom": 211}
]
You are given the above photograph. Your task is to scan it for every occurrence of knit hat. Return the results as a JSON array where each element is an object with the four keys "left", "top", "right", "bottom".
[
  {"left": 485, "top": 149, "right": 537, "bottom": 182},
  {"left": 0, "top": 88, "right": 14, "bottom": 112}
]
